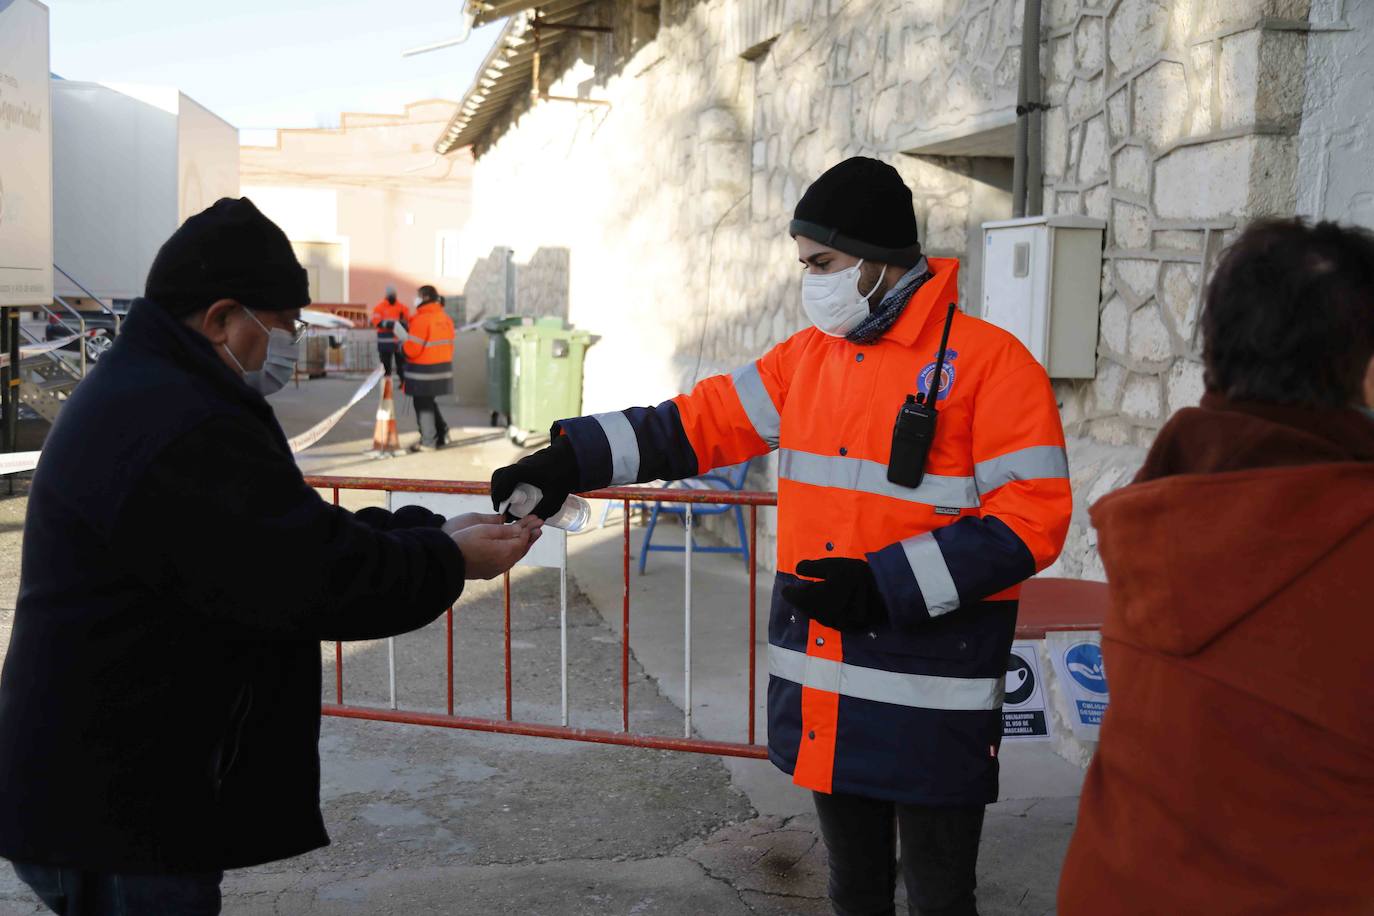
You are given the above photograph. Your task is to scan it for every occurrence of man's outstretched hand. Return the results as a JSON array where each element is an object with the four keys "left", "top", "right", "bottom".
[
  {"left": 490, "top": 436, "right": 580, "bottom": 520},
  {"left": 781, "top": 558, "right": 888, "bottom": 632},
  {"left": 451, "top": 516, "right": 543, "bottom": 580}
]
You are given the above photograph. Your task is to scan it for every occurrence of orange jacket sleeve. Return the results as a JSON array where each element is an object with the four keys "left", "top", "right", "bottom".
[{"left": 401, "top": 314, "right": 426, "bottom": 361}]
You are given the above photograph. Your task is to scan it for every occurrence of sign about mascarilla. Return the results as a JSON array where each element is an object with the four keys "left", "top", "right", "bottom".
[
  {"left": 1002, "top": 640, "right": 1050, "bottom": 741},
  {"left": 1046, "top": 629, "right": 1110, "bottom": 741},
  {"left": 0, "top": 0, "right": 54, "bottom": 306}
]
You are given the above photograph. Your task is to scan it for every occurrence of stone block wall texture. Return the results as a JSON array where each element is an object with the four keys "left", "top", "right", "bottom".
[
  {"left": 463, "top": 246, "right": 572, "bottom": 323},
  {"left": 453, "top": 0, "right": 1314, "bottom": 573}
]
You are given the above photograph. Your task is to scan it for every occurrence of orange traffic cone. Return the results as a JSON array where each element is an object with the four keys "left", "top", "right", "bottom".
[{"left": 365, "top": 376, "right": 404, "bottom": 458}]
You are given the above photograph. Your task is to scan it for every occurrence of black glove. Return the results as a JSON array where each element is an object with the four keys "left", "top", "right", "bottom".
[
  {"left": 490, "top": 435, "right": 580, "bottom": 520},
  {"left": 781, "top": 558, "right": 888, "bottom": 632}
]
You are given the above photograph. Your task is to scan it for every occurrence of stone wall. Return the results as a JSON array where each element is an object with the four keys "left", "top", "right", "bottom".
[
  {"left": 463, "top": 246, "right": 513, "bottom": 321},
  {"left": 462, "top": 245, "right": 572, "bottom": 324},
  {"left": 450, "top": 0, "right": 1315, "bottom": 573},
  {"left": 1038, "top": 0, "right": 1312, "bottom": 573}
]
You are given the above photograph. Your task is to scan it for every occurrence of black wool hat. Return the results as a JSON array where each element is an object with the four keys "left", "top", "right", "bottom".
[
  {"left": 790, "top": 157, "right": 921, "bottom": 267},
  {"left": 145, "top": 197, "right": 311, "bottom": 316}
]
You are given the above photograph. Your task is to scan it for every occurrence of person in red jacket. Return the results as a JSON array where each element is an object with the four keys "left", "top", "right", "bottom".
[
  {"left": 493, "top": 158, "right": 1072, "bottom": 915},
  {"left": 1059, "top": 219, "right": 1374, "bottom": 915}
]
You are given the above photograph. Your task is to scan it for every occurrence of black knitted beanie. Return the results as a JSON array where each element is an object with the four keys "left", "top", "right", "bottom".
[
  {"left": 790, "top": 157, "right": 921, "bottom": 267},
  {"left": 145, "top": 197, "right": 310, "bottom": 316}
]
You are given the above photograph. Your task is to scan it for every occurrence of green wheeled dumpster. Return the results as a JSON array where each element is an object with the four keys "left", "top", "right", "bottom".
[
  {"left": 505, "top": 318, "right": 596, "bottom": 446},
  {"left": 481, "top": 316, "right": 525, "bottom": 427}
]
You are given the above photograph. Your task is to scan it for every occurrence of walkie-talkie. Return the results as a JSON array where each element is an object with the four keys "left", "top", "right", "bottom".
[{"left": 887, "top": 302, "right": 957, "bottom": 489}]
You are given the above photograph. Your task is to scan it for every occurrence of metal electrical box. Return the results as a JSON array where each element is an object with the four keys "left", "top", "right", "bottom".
[{"left": 980, "top": 215, "right": 1105, "bottom": 379}]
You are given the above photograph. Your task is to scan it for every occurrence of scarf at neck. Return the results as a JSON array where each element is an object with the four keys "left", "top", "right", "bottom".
[{"left": 845, "top": 258, "right": 932, "bottom": 345}]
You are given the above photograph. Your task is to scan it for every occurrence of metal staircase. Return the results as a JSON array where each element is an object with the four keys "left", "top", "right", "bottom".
[{"left": 12, "top": 267, "right": 123, "bottom": 426}]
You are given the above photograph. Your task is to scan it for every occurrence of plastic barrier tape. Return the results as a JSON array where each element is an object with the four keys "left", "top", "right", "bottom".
[{"left": 288, "top": 366, "right": 385, "bottom": 454}]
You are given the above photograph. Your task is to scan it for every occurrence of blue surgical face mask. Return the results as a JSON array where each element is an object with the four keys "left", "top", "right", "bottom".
[
  {"left": 222, "top": 308, "right": 298, "bottom": 396},
  {"left": 1359, "top": 406, "right": 1374, "bottom": 424}
]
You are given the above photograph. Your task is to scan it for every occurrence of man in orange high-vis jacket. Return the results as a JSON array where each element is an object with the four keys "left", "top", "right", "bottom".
[
  {"left": 371, "top": 285, "right": 410, "bottom": 384},
  {"left": 491, "top": 158, "right": 1071, "bottom": 916},
  {"left": 396, "top": 285, "right": 453, "bottom": 451}
]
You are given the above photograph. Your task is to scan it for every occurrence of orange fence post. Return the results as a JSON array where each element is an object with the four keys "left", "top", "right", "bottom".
[
  {"left": 748, "top": 505, "right": 757, "bottom": 745},
  {"left": 333, "top": 486, "right": 343, "bottom": 705},
  {"left": 622, "top": 498, "right": 630, "bottom": 733}
]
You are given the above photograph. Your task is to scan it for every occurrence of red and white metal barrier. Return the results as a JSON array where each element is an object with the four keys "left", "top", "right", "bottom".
[{"left": 307, "top": 476, "right": 774, "bottom": 760}]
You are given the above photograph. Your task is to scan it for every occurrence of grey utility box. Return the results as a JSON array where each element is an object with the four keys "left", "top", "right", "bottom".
[{"left": 980, "top": 215, "right": 1106, "bottom": 379}]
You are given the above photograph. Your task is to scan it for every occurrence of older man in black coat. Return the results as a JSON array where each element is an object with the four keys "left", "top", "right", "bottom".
[{"left": 0, "top": 199, "right": 540, "bottom": 915}]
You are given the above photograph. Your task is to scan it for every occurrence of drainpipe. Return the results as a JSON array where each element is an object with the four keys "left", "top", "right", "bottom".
[
  {"left": 1025, "top": 0, "right": 1044, "bottom": 216},
  {"left": 1012, "top": 0, "right": 1044, "bottom": 218},
  {"left": 503, "top": 247, "right": 515, "bottom": 317}
]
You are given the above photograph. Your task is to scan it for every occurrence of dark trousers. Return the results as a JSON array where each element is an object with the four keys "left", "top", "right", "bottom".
[
  {"left": 813, "top": 791, "right": 985, "bottom": 916},
  {"left": 11, "top": 861, "right": 222, "bottom": 916},
  {"left": 412, "top": 395, "right": 449, "bottom": 447},
  {"left": 378, "top": 347, "right": 405, "bottom": 382}
]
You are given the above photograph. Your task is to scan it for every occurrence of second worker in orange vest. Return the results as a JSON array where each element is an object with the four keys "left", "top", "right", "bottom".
[
  {"left": 492, "top": 158, "right": 1072, "bottom": 916},
  {"left": 397, "top": 285, "right": 454, "bottom": 452}
]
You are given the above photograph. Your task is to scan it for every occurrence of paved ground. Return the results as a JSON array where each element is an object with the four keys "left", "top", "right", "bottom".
[{"left": 0, "top": 376, "right": 1081, "bottom": 914}]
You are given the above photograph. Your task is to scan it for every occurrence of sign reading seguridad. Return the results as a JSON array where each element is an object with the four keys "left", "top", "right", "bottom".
[{"left": 0, "top": 0, "right": 53, "bottom": 307}]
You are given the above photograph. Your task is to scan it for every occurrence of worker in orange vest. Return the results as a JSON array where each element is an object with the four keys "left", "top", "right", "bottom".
[
  {"left": 493, "top": 158, "right": 1072, "bottom": 915},
  {"left": 396, "top": 285, "right": 454, "bottom": 452},
  {"left": 372, "top": 285, "right": 410, "bottom": 384}
]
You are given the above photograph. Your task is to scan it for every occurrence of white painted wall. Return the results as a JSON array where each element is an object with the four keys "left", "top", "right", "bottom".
[
  {"left": 1297, "top": 0, "right": 1374, "bottom": 224},
  {"left": 241, "top": 185, "right": 341, "bottom": 243},
  {"left": 177, "top": 94, "right": 239, "bottom": 222}
]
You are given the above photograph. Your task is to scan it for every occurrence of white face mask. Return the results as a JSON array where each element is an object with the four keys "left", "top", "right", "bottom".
[
  {"left": 223, "top": 307, "right": 298, "bottom": 396},
  {"left": 801, "top": 258, "right": 884, "bottom": 337}
]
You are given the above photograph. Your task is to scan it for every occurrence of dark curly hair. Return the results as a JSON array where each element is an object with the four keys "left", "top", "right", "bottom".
[{"left": 1202, "top": 218, "right": 1374, "bottom": 407}]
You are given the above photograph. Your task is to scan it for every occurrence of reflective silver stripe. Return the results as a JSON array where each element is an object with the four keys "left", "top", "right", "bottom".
[
  {"left": 730, "top": 363, "right": 781, "bottom": 449},
  {"left": 593, "top": 411, "right": 641, "bottom": 485},
  {"left": 419, "top": 338, "right": 453, "bottom": 347},
  {"left": 405, "top": 367, "right": 453, "bottom": 379},
  {"left": 901, "top": 532, "right": 960, "bottom": 617},
  {"left": 974, "top": 445, "right": 1069, "bottom": 495},
  {"left": 778, "top": 449, "right": 980, "bottom": 508},
  {"left": 768, "top": 645, "right": 1003, "bottom": 711}
]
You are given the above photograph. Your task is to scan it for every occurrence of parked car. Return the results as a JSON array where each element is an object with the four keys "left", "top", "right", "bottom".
[{"left": 45, "top": 311, "right": 121, "bottom": 364}]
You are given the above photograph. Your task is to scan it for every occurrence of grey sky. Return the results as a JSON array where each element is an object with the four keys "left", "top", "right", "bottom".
[{"left": 44, "top": 0, "right": 500, "bottom": 140}]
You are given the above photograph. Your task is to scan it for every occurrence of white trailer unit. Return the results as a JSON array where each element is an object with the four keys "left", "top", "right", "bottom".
[
  {"left": 0, "top": 0, "right": 54, "bottom": 307},
  {"left": 51, "top": 82, "right": 238, "bottom": 302}
]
